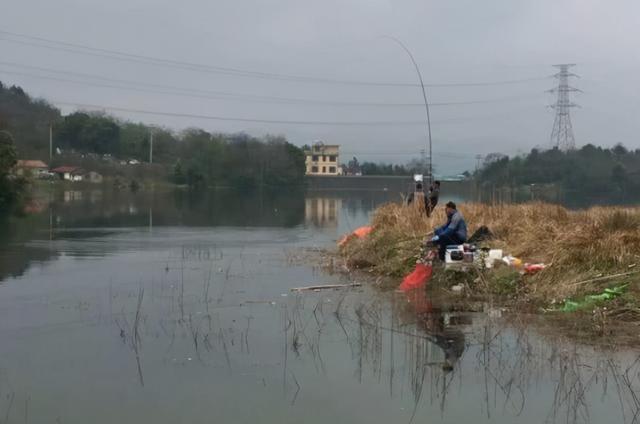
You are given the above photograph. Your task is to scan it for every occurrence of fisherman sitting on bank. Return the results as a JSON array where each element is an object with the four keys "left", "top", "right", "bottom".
[{"left": 430, "top": 201, "right": 467, "bottom": 261}]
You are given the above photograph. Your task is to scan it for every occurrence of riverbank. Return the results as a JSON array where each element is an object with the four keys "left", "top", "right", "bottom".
[{"left": 338, "top": 202, "right": 640, "bottom": 341}]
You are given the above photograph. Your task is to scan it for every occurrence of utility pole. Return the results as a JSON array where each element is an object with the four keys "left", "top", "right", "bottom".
[
  {"left": 149, "top": 130, "right": 153, "bottom": 164},
  {"left": 475, "top": 154, "right": 483, "bottom": 172},
  {"left": 49, "top": 123, "right": 53, "bottom": 162},
  {"left": 549, "top": 64, "right": 580, "bottom": 151}
]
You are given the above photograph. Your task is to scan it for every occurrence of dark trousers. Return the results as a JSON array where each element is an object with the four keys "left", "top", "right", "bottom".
[
  {"left": 426, "top": 198, "right": 437, "bottom": 217},
  {"left": 436, "top": 234, "right": 464, "bottom": 261}
]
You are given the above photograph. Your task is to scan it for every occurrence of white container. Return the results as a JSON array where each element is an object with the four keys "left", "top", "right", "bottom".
[
  {"left": 445, "top": 245, "right": 464, "bottom": 264},
  {"left": 485, "top": 249, "right": 503, "bottom": 268},
  {"left": 488, "top": 249, "right": 503, "bottom": 260}
]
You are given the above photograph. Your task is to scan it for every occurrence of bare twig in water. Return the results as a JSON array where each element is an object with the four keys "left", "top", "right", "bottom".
[
  {"left": 333, "top": 291, "right": 353, "bottom": 352},
  {"left": 289, "top": 371, "right": 301, "bottom": 405},
  {"left": 133, "top": 287, "right": 144, "bottom": 350},
  {"left": 218, "top": 328, "right": 232, "bottom": 371},
  {"left": 24, "top": 395, "right": 30, "bottom": 424},
  {"left": 291, "top": 283, "right": 361, "bottom": 292},
  {"left": 3, "top": 392, "right": 14, "bottom": 424},
  {"left": 203, "top": 262, "right": 213, "bottom": 313},
  {"left": 283, "top": 303, "right": 290, "bottom": 393},
  {"left": 187, "top": 314, "right": 201, "bottom": 361},
  {"left": 180, "top": 256, "right": 185, "bottom": 320},
  {"left": 133, "top": 287, "right": 145, "bottom": 387},
  {"left": 243, "top": 316, "right": 252, "bottom": 355}
]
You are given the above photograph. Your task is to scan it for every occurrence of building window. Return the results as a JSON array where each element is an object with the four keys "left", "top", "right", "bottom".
[
  {"left": 329, "top": 155, "right": 336, "bottom": 162},
  {"left": 322, "top": 155, "right": 326, "bottom": 162},
  {"left": 329, "top": 166, "right": 336, "bottom": 173},
  {"left": 311, "top": 166, "right": 318, "bottom": 173},
  {"left": 322, "top": 166, "right": 326, "bottom": 173},
  {"left": 312, "top": 155, "right": 319, "bottom": 161}
]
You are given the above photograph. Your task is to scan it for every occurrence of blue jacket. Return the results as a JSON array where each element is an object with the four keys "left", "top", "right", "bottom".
[{"left": 435, "top": 210, "right": 467, "bottom": 241}]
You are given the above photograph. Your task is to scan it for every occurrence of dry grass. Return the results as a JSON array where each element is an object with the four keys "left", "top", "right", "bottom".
[{"left": 340, "top": 202, "right": 640, "bottom": 304}]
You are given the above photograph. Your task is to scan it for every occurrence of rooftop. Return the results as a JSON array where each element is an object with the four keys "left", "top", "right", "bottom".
[
  {"left": 306, "top": 144, "right": 340, "bottom": 153},
  {"left": 16, "top": 160, "right": 48, "bottom": 169},
  {"left": 51, "top": 166, "right": 81, "bottom": 174}
]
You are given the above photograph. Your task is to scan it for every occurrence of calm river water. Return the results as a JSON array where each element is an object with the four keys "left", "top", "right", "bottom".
[{"left": 0, "top": 187, "right": 638, "bottom": 424}]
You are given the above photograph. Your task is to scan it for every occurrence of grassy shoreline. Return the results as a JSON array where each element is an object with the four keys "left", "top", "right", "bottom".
[{"left": 338, "top": 202, "right": 640, "bottom": 338}]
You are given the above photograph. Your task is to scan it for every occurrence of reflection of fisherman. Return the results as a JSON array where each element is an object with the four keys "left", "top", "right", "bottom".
[
  {"left": 405, "top": 292, "right": 467, "bottom": 371},
  {"left": 414, "top": 302, "right": 466, "bottom": 371},
  {"left": 433, "top": 326, "right": 466, "bottom": 371}
]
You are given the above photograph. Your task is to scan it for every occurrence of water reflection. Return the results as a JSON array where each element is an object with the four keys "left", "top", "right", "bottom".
[
  {"left": 0, "top": 188, "right": 402, "bottom": 282},
  {"left": 300, "top": 289, "right": 640, "bottom": 423},
  {"left": 49, "top": 269, "right": 637, "bottom": 424},
  {"left": 1, "top": 187, "right": 640, "bottom": 423},
  {"left": 0, "top": 212, "right": 59, "bottom": 280},
  {"left": 405, "top": 290, "right": 467, "bottom": 371},
  {"left": 49, "top": 188, "right": 307, "bottom": 228},
  {"left": 305, "top": 197, "right": 341, "bottom": 228}
]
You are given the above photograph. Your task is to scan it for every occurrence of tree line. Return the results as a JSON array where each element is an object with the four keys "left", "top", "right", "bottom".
[
  {"left": 343, "top": 156, "right": 426, "bottom": 176},
  {"left": 476, "top": 144, "right": 640, "bottom": 196},
  {"left": 0, "top": 131, "right": 26, "bottom": 211},
  {"left": 0, "top": 81, "right": 305, "bottom": 188}
]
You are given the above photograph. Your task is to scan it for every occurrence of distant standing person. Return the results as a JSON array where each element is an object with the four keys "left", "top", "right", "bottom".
[
  {"left": 406, "top": 182, "right": 421, "bottom": 205},
  {"left": 430, "top": 201, "right": 467, "bottom": 261},
  {"left": 426, "top": 181, "right": 440, "bottom": 216}
]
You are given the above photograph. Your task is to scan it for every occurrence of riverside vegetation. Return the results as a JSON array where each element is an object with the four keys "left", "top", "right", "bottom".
[
  {"left": 339, "top": 202, "right": 640, "bottom": 341},
  {"left": 0, "top": 130, "right": 26, "bottom": 212},
  {"left": 0, "top": 81, "right": 305, "bottom": 189},
  {"left": 476, "top": 146, "right": 640, "bottom": 201}
]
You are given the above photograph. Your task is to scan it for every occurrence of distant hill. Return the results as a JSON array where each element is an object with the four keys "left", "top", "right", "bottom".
[
  {"left": 0, "top": 81, "right": 60, "bottom": 159},
  {"left": 0, "top": 81, "right": 306, "bottom": 188}
]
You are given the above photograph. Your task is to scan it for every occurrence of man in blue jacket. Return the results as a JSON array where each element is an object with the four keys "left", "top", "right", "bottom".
[{"left": 430, "top": 201, "right": 467, "bottom": 261}]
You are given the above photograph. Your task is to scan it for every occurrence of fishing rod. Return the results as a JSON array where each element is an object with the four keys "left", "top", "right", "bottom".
[{"left": 383, "top": 36, "right": 434, "bottom": 186}]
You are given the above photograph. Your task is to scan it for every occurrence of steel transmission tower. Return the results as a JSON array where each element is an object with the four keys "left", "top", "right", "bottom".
[{"left": 549, "top": 64, "right": 580, "bottom": 150}]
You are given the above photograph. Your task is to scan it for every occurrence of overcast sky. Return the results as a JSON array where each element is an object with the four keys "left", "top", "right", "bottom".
[{"left": 1, "top": 0, "right": 639, "bottom": 173}]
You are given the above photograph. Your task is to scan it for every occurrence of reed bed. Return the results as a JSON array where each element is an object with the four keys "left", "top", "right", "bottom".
[{"left": 340, "top": 202, "right": 640, "bottom": 307}]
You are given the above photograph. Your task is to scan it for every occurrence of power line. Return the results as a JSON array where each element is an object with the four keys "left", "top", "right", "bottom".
[
  {"left": 0, "top": 29, "right": 551, "bottom": 88},
  {"left": 52, "top": 101, "right": 431, "bottom": 126},
  {"left": 342, "top": 150, "right": 476, "bottom": 158},
  {"left": 51, "top": 100, "right": 518, "bottom": 127},
  {"left": 0, "top": 62, "right": 542, "bottom": 108}
]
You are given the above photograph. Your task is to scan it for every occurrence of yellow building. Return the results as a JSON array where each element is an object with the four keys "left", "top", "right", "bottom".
[{"left": 305, "top": 142, "right": 341, "bottom": 176}]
